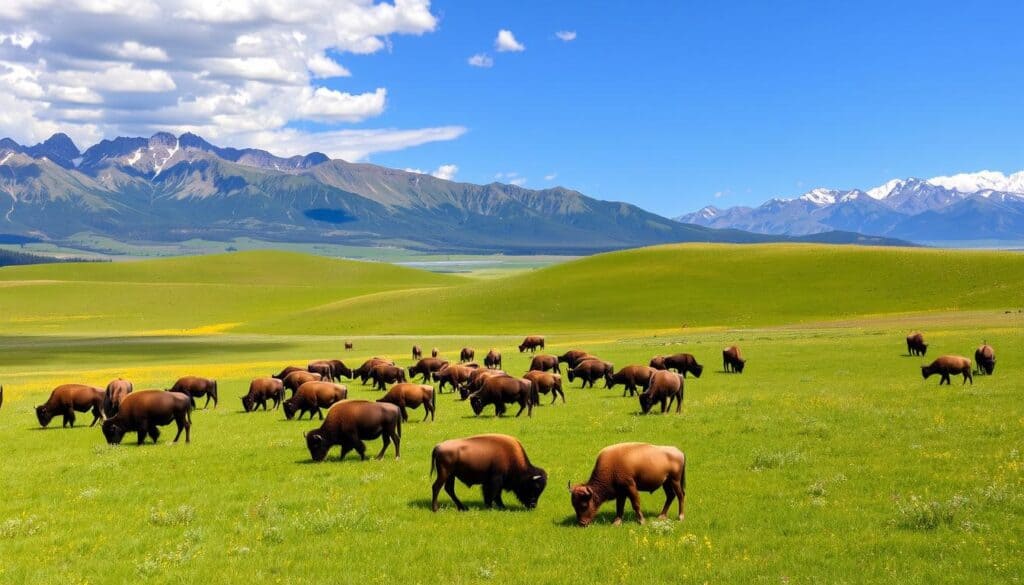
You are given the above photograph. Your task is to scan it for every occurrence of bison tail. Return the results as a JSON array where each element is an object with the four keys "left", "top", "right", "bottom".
[
  {"left": 431, "top": 387, "right": 437, "bottom": 411},
  {"left": 396, "top": 412, "right": 403, "bottom": 438},
  {"left": 430, "top": 445, "right": 438, "bottom": 477}
]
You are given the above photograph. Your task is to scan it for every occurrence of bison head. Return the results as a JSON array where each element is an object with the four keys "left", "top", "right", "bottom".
[
  {"left": 241, "top": 394, "right": 255, "bottom": 412},
  {"left": 691, "top": 363, "right": 704, "bottom": 378},
  {"left": 35, "top": 405, "right": 54, "bottom": 427},
  {"left": 734, "top": 359, "right": 746, "bottom": 373},
  {"left": 305, "top": 430, "right": 330, "bottom": 461},
  {"left": 469, "top": 394, "right": 485, "bottom": 415},
  {"left": 649, "top": 356, "right": 666, "bottom": 370},
  {"left": 566, "top": 370, "right": 576, "bottom": 383},
  {"left": 569, "top": 484, "right": 600, "bottom": 527},
  {"left": 407, "top": 366, "right": 416, "bottom": 376},
  {"left": 101, "top": 419, "right": 126, "bottom": 444},
  {"left": 920, "top": 365, "right": 931, "bottom": 380},
  {"left": 638, "top": 392, "right": 655, "bottom": 414},
  {"left": 513, "top": 467, "right": 548, "bottom": 509},
  {"left": 282, "top": 399, "right": 298, "bottom": 420}
]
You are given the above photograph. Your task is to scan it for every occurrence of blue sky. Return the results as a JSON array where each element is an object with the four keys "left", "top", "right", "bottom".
[{"left": 1, "top": 1, "right": 1023, "bottom": 217}]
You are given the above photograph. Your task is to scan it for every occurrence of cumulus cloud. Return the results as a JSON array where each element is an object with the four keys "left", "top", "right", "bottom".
[
  {"left": 405, "top": 163, "right": 458, "bottom": 181},
  {"left": 495, "top": 29, "right": 525, "bottom": 52},
  {"left": 544, "top": 173, "right": 557, "bottom": 181},
  {"left": 467, "top": 53, "right": 493, "bottom": 68},
  {"left": 555, "top": 31, "right": 576, "bottom": 42},
  {"left": 0, "top": 0, "right": 463, "bottom": 160}
]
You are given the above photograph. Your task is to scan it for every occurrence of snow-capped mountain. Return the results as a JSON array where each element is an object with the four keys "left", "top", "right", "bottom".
[{"left": 678, "top": 171, "right": 1024, "bottom": 242}]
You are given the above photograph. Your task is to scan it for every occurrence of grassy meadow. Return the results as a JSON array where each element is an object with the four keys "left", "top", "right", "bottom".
[{"left": 0, "top": 244, "right": 1021, "bottom": 584}]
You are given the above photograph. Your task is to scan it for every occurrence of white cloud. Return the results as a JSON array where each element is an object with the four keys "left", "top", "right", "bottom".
[
  {"left": 296, "top": 87, "right": 386, "bottom": 123},
  {"left": 48, "top": 84, "right": 104, "bottom": 104},
  {"left": 495, "top": 29, "right": 525, "bottom": 52},
  {"left": 555, "top": 30, "right": 576, "bottom": 42},
  {"left": 509, "top": 177, "right": 527, "bottom": 186},
  {"left": 0, "top": 30, "right": 43, "bottom": 49},
  {"left": 55, "top": 64, "right": 176, "bottom": 92},
  {"left": 467, "top": 53, "right": 493, "bottom": 68},
  {"left": 405, "top": 163, "right": 458, "bottom": 180},
  {"left": 544, "top": 173, "right": 557, "bottom": 181},
  {"left": 307, "top": 53, "right": 351, "bottom": 78},
  {"left": 495, "top": 171, "right": 526, "bottom": 185},
  {"left": 111, "top": 41, "right": 169, "bottom": 62}
]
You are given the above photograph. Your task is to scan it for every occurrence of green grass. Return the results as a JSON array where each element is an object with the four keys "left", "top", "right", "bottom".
[{"left": 0, "top": 244, "right": 1021, "bottom": 583}]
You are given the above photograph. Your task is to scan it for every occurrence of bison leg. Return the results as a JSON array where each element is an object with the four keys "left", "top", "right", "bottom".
[
  {"left": 675, "top": 391, "right": 682, "bottom": 413},
  {"left": 491, "top": 478, "right": 507, "bottom": 509},
  {"left": 658, "top": 483, "right": 676, "bottom": 520},
  {"left": 963, "top": 370, "right": 973, "bottom": 385},
  {"left": 90, "top": 406, "right": 102, "bottom": 427},
  {"left": 422, "top": 404, "right": 431, "bottom": 422},
  {"left": 400, "top": 406, "right": 409, "bottom": 422},
  {"left": 674, "top": 477, "right": 685, "bottom": 521},
  {"left": 431, "top": 467, "right": 449, "bottom": 512},
  {"left": 445, "top": 476, "right": 467, "bottom": 511},
  {"left": 941, "top": 373, "right": 950, "bottom": 385},
  {"left": 613, "top": 495, "right": 626, "bottom": 526},
  {"left": 172, "top": 415, "right": 186, "bottom": 442},
  {"left": 148, "top": 426, "right": 161, "bottom": 444},
  {"left": 316, "top": 407, "right": 323, "bottom": 420},
  {"left": 64, "top": 408, "right": 76, "bottom": 428},
  {"left": 626, "top": 483, "right": 645, "bottom": 525},
  {"left": 137, "top": 429, "right": 147, "bottom": 445},
  {"left": 515, "top": 400, "right": 526, "bottom": 417},
  {"left": 354, "top": 439, "right": 368, "bottom": 460}
]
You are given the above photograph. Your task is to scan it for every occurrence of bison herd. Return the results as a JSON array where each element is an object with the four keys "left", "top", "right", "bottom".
[{"left": 907, "top": 333, "right": 997, "bottom": 385}]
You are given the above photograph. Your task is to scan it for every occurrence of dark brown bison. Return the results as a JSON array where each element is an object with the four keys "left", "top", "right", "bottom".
[
  {"left": 975, "top": 344, "right": 996, "bottom": 375},
  {"left": 484, "top": 349, "right": 502, "bottom": 369},
  {"left": 354, "top": 358, "right": 395, "bottom": 384},
  {"left": 377, "top": 383, "right": 436, "bottom": 422},
  {"left": 430, "top": 434, "right": 547, "bottom": 512},
  {"left": 523, "top": 371, "right": 564, "bottom": 404},
  {"left": 326, "top": 360, "right": 352, "bottom": 381},
  {"left": 568, "top": 359, "right": 614, "bottom": 389},
  {"left": 408, "top": 358, "right": 449, "bottom": 382},
  {"left": 102, "top": 378, "right": 134, "bottom": 416},
  {"left": 369, "top": 364, "right": 407, "bottom": 391},
  {"left": 463, "top": 369, "right": 508, "bottom": 399},
  {"left": 36, "top": 384, "right": 104, "bottom": 428},
  {"left": 607, "top": 365, "right": 656, "bottom": 397},
  {"left": 283, "top": 371, "right": 322, "bottom": 396},
  {"left": 305, "top": 400, "right": 402, "bottom": 461},
  {"left": 722, "top": 346, "right": 746, "bottom": 373},
  {"left": 639, "top": 370, "right": 684, "bottom": 414},
  {"left": 431, "top": 347, "right": 439, "bottom": 358},
  {"left": 307, "top": 360, "right": 334, "bottom": 381},
  {"left": 906, "top": 332, "right": 928, "bottom": 356},
  {"left": 569, "top": 442, "right": 686, "bottom": 526},
  {"left": 460, "top": 347, "right": 475, "bottom": 362},
  {"left": 529, "top": 354, "right": 561, "bottom": 374},
  {"left": 518, "top": 335, "right": 545, "bottom": 353},
  {"left": 168, "top": 376, "right": 218, "bottom": 409},
  {"left": 469, "top": 376, "right": 535, "bottom": 417},
  {"left": 272, "top": 366, "right": 304, "bottom": 380},
  {"left": 284, "top": 381, "right": 348, "bottom": 420},
  {"left": 922, "top": 355, "right": 973, "bottom": 385},
  {"left": 557, "top": 350, "right": 592, "bottom": 369},
  {"left": 649, "top": 353, "right": 704, "bottom": 378},
  {"left": 344, "top": 341, "right": 354, "bottom": 350},
  {"left": 101, "top": 390, "right": 192, "bottom": 445},
  {"left": 412, "top": 345, "right": 423, "bottom": 360},
  {"left": 241, "top": 377, "right": 285, "bottom": 412},
  {"left": 433, "top": 364, "right": 474, "bottom": 393}
]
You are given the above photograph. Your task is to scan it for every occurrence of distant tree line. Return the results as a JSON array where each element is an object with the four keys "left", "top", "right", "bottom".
[{"left": 0, "top": 249, "right": 106, "bottom": 268}]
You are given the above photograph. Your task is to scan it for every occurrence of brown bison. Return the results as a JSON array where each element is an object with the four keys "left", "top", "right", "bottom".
[
  {"left": 557, "top": 350, "right": 592, "bottom": 369},
  {"left": 722, "top": 346, "right": 746, "bottom": 373},
  {"left": 168, "top": 376, "right": 218, "bottom": 409},
  {"left": 470, "top": 376, "right": 536, "bottom": 417},
  {"left": 907, "top": 332, "right": 928, "bottom": 356},
  {"left": 369, "top": 364, "right": 407, "bottom": 391},
  {"left": 431, "top": 347, "right": 439, "bottom": 358},
  {"left": 568, "top": 359, "right": 614, "bottom": 389},
  {"left": 529, "top": 354, "right": 561, "bottom": 374},
  {"left": 922, "top": 355, "right": 973, "bottom": 385},
  {"left": 377, "top": 383, "right": 436, "bottom": 422},
  {"left": 569, "top": 442, "right": 686, "bottom": 526},
  {"left": 518, "top": 335, "right": 545, "bottom": 353},
  {"left": 484, "top": 349, "right": 502, "bottom": 369},
  {"left": 272, "top": 366, "right": 305, "bottom": 380},
  {"left": 463, "top": 369, "right": 508, "bottom": 399},
  {"left": 326, "top": 360, "right": 353, "bottom": 381},
  {"left": 354, "top": 358, "right": 395, "bottom": 384},
  {"left": 305, "top": 400, "right": 402, "bottom": 461},
  {"left": 344, "top": 341, "right": 354, "bottom": 350},
  {"left": 523, "top": 371, "right": 564, "bottom": 404},
  {"left": 460, "top": 347, "right": 475, "bottom": 363},
  {"left": 433, "top": 364, "right": 474, "bottom": 393},
  {"left": 241, "top": 377, "right": 286, "bottom": 412},
  {"left": 649, "top": 353, "right": 704, "bottom": 378},
  {"left": 607, "top": 365, "right": 656, "bottom": 397},
  {"left": 283, "top": 371, "right": 322, "bottom": 396},
  {"left": 430, "top": 434, "right": 548, "bottom": 511},
  {"left": 101, "top": 390, "right": 192, "bottom": 445},
  {"left": 307, "top": 360, "right": 334, "bottom": 381},
  {"left": 639, "top": 371, "right": 684, "bottom": 414},
  {"left": 975, "top": 344, "right": 996, "bottom": 375},
  {"left": 412, "top": 345, "right": 423, "bottom": 360},
  {"left": 102, "top": 378, "right": 134, "bottom": 416},
  {"left": 284, "top": 381, "right": 348, "bottom": 420},
  {"left": 36, "top": 384, "right": 104, "bottom": 428},
  {"left": 408, "top": 357, "right": 449, "bottom": 382}
]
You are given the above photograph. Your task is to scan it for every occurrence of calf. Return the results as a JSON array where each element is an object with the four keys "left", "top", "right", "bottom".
[
  {"left": 722, "top": 346, "right": 746, "bottom": 373},
  {"left": 607, "top": 365, "right": 656, "bottom": 397},
  {"left": 369, "top": 364, "right": 407, "bottom": 391},
  {"left": 36, "top": 384, "right": 104, "bottom": 428},
  {"left": 460, "top": 347, "right": 475, "bottom": 363},
  {"left": 922, "top": 355, "right": 973, "bottom": 385},
  {"left": 523, "top": 371, "right": 564, "bottom": 404},
  {"left": 518, "top": 335, "right": 545, "bottom": 353},
  {"left": 568, "top": 359, "right": 614, "bottom": 389},
  {"left": 305, "top": 400, "right": 402, "bottom": 461},
  {"left": 906, "top": 332, "right": 928, "bottom": 356},
  {"left": 284, "top": 382, "right": 348, "bottom": 420},
  {"left": 484, "top": 349, "right": 503, "bottom": 370},
  {"left": 242, "top": 377, "right": 285, "bottom": 412},
  {"left": 430, "top": 434, "right": 547, "bottom": 511},
  {"left": 529, "top": 354, "right": 561, "bottom": 374},
  {"left": 168, "top": 376, "right": 218, "bottom": 409},
  {"left": 412, "top": 345, "right": 423, "bottom": 360},
  {"left": 408, "top": 358, "right": 449, "bottom": 383},
  {"left": 433, "top": 364, "right": 474, "bottom": 394},
  {"left": 377, "top": 383, "right": 436, "bottom": 422},
  {"left": 639, "top": 370, "right": 684, "bottom": 414},
  {"left": 102, "top": 390, "right": 192, "bottom": 445}
]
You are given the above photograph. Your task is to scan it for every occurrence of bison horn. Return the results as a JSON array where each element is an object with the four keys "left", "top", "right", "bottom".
[{"left": 532, "top": 475, "right": 543, "bottom": 480}]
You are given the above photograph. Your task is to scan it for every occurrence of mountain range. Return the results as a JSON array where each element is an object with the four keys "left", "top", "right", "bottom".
[
  {"left": 0, "top": 132, "right": 909, "bottom": 254},
  {"left": 678, "top": 171, "right": 1024, "bottom": 243}
]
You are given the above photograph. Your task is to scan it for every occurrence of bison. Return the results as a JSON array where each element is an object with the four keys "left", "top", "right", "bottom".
[
  {"left": 412, "top": 345, "right": 423, "bottom": 360},
  {"left": 168, "top": 376, "right": 218, "bottom": 409},
  {"left": 272, "top": 366, "right": 305, "bottom": 380},
  {"left": 326, "top": 360, "right": 353, "bottom": 381},
  {"left": 639, "top": 371, "right": 684, "bottom": 414},
  {"left": 557, "top": 350, "right": 592, "bottom": 369},
  {"left": 518, "top": 335, "right": 545, "bottom": 353},
  {"left": 377, "top": 383, "right": 436, "bottom": 422},
  {"left": 101, "top": 390, "right": 192, "bottom": 445},
  {"left": 305, "top": 400, "right": 402, "bottom": 461},
  {"left": 649, "top": 353, "right": 704, "bottom": 378},
  {"left": 241, "top": 377, "right": 286, "bottom": 412},
  {"left": 569, "top": 442, "right": 686, "bottom": 526},
  {"left": 484, "top": 349, "right": 502, "bottom": 370},
  {"left": 344, "top": 341, "right": 354, "bottom": 350},
  {"left": 433, "top": 364, "right": 474, "bottom": 394},
  {"left": 568, "top": 359, "right": 614, "bottom": 389},
  {"left": 431, "top": 347, "right": 439, "bottom": 358},
  {"left": 469, "top": 376, "right": 535, "bottom": 417},
  {"left": 975, "top": 344, "right": 996, "bottom": 375},
  {"left": 529, "top": 354, "right": 561, "bottom": 374},
  {"left": 922, "top": 355, "right": 973, "bottom": 385},
  {"left": 722, "top": 346, "right": 746, "bottom": 373},
  {"left": 523, "top": 371, "right": 564, "bottom": 404},
  {"left": 606, "top": 365, "right": 656, "bottom": 397},
  {"left": 369, "top": 364, "right": 407, "bottom": 391},
  {"left": 307, "top": 360, "right": 334, "bottom": 381},
  {"left": 354, "top": 358, "right": 394, "bottom": 384},
  {"left": 36, "top": 384, "right": 104, "bottom": 428},
  {"left": 284, "top": 381, "right": 348, "bottom": 420},
  {"left": 102, "top": 378, "right": 134, "bottom": 416},
  {"left": 907, "top": 332, "right": 928, "bottom": 356},
  {"left": 463, "top": 369, "right": 508, "bottom": 399},
  {"left": 430, "top": 434, "right": 547, "bottom": 512},
  {"left": 283, "top": 371, "right": 322, "bottom": 396},
  {"left": 408, "top": 358, "right": 449, "bottom": 383},
  {"left": 460, "top": 347, "right": 475, "bottom": 363}
]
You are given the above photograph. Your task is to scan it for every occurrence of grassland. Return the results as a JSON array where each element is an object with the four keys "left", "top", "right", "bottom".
[{"left": 0, "top": 244, "right": 1021, "bottom": 584}]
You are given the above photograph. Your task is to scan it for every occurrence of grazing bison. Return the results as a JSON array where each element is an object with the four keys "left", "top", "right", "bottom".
[
  {"left": 518, "top": 335, "right": 545, "bottom": 353},
  {"left": 326, "top": 360, "right": 352, "bottom": 381},
  {"left": 408, "top": 358, "right": 449, "bottom": 382},
  {"left": 369, "top": 364, "right": 407, "bottom": 391},
  {"left": 569, "top": 442, "right": 686, "bottom": 526},
  {"left": 307, "top": 360, "right": 335, "bottom": 381},
  {"left": 460, "top": 347, "right": 475, "bottom": 363},
  {"left": 523, "top": 371, "right": 564, "bottom": 404},
  {"left": 36, "top": 384, "right": 104, "bottom": 428},
  {"left": 284, "top": 382, "right": 348, "bottom": 420},
  {"left": 102, "top": 378, "right": 134, "bottom": 416},
  {"left": 102, "top": 390, "right": 192, "bottom": 445},
  {"left": 557, "top": 350, "right": 592, "bottom": 369},
  {"left": 907, "top": 332, "right": 928, "bottom": 356},
  {"left": 430, "top": 434, "right": 548, "bottom": 512},
  {"left": 722, "top": 346, "right": 746, "bottom": 373},
  {"left": 529, "top": 354, "right": 561, "bottom": 374},
  {"left": 568, "top": 359, "right": 614, "bottom": 389},
  {"left": 649, "top": 353, "right": 704, "bottom": 378},
  {"left": 607, "top": 365, "right": 656, "bottom": 397},
  {"left": 242, "top": 377, "right": 285, "bottom": 412},
  {"left": 463, "top": 369, "right": 508, "bottom": 399},
  {"left": 412, "top": 345, "right": 423, "bottom": 360},
  {"left": 922, "top": 355, "right": 973, "bottom": 385},
  {"left": 431, "top": 347, "right": 439, "bottom": 358},
  {"left": 283, "top": 371, "right": 322, "bottom": 396},
  {"left": 975, "top": 344, "right": 996, "bottom": 375},
  {"left": 354, "top": 358, "right": 394, "bottom": 384},
  {"left": 272, "top": 366, "right": 305, "bottom": 380},
  {"left": 377, "top": 383, "right": 436, "bottom": 422},
  {"left": 168, "top": 376, "right": 218, "bottom": 409},
  {"left": 639, "top": 371, "right": 684, "bottom": 414},
  {"left": 470, "top": 376, "right": 535, "bottom": 417},
  {"left": 433, "top": 364, "right": 474, "bottom": 394},
  {"left": 344, "top": 341, "right": 354, "bottom": 350},
  {"left": 484, "top": 349, "right": 502, "bottom": 370},
  {"left": 305, "top": 400, "right": 402, "bottom": 461}
]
